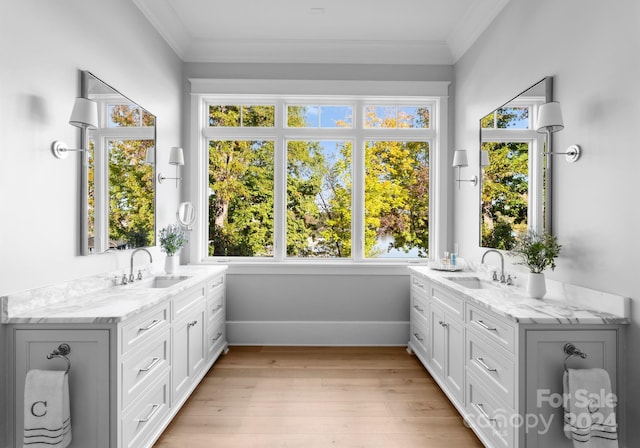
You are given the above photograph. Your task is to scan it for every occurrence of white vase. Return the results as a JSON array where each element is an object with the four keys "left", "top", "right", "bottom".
[
  {"left": 164, "top": 254, "right": 179, "bottom": 274},
  {"left": 527, "top": 272, "right": 546, "bottom": 299}
]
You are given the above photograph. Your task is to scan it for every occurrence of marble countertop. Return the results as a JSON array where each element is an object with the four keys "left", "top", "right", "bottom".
[
  {"left": 409, "top": 266, "right": 629, "bottom": 325},
  {"left": 1, "top": 265, "right": 227, "bottom": 324}
]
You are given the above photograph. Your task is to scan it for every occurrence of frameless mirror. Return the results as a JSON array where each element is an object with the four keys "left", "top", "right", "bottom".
[
  {"left": 177, "top": 202, "right": 196, "bottom": 230},
  {"left": 81, "top": 71, "right": 156, "bottom": 254},
  {"left": 479, "top": 76, "right": 552, "bottom": 250}
]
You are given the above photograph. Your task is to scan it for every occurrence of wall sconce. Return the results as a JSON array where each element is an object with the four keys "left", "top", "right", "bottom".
[
  {"left": 481, "top": 150, "right": 490, "bottom": 168},
  {"left": 535, "top": 101, "right": 581, "bottom": 162},
  {"left": 158, "top": 147, "right": 184, "bottom": 188},
  {"left": 51, "top": 97, "right": 99, "bottom": 159},
  {"left": 144, "top": 147, "right": 155, "bottom": 165},
  {"left": 453, "top": 149, "right": 478, "bottom": 188}
]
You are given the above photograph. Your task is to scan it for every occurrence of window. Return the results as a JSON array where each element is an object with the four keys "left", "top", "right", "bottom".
[{"left": 200, "top": 94, "right": 443, "bottom": 263}]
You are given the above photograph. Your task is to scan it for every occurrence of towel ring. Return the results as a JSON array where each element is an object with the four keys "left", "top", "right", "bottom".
[
  {"left": 47, "top": 343, "right": 71, "bottom": 374},
  {"left": 563, "top": 343, "right": 587, "bottom": 372}
]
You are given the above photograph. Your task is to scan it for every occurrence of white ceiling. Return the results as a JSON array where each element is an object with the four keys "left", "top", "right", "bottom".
[{"left": 132, "top": 0, "right": 510, "bottom": 65}]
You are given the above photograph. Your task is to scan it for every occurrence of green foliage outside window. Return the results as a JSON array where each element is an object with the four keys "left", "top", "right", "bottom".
[{"left": 208, "top": 104, "right": 431, "bottom": 258}]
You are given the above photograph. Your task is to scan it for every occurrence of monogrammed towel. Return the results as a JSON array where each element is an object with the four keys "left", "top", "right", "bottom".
[
  {"left": 563, "top": 368, "right": 617, "bottom": 448},
  {"left": 23, "top": 369, "right": 72, "bottom": 447}
]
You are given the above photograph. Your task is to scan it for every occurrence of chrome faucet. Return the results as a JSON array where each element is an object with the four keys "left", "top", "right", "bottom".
[
  {"left": 481, "top": 249, "right": 505, "bottom": 283},
  {"left": 130, "top": 248, "right": 153, "bottom": 283}
]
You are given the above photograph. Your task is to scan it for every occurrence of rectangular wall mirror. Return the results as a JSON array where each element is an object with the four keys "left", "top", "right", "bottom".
[
  {"left": 81, "top": 71, "right": 156, "bottom": 254},
  {"left": 479, "top": 76, "right": 552, "bottom": 250}
]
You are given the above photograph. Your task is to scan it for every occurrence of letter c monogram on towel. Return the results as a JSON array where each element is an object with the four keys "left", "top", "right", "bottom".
[{"left": 30, "top": 401, "right": 47, "bottom": 417}]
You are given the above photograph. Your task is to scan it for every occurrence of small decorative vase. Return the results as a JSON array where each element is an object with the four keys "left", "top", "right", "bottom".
[
  {"left": 164, "top": 254, "right": 179, "bottom": 274},
  {"left": 527, "top": 272, "right": 546, "bottom": 299}
]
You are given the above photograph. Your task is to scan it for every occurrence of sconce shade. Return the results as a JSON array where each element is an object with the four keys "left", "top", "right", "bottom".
[
  {"left": 481, "top": 150, "right": 490, "bottom": 167},
  {"left": 452, "top": 150, "right": 469, "bottom": 168},
  {"left": 69, "top": 97, "right": 98, "bottom": 129},
  {"left": 536, "top": 101, "right": 564, "bottom": 133},
  {"left": 144, "top": 147, "right": 155, "bottom": 165},
  {"left": 169, "top": 147, "right": 184, "bottom": 166}
]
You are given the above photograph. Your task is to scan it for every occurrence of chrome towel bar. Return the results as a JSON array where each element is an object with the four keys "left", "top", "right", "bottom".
[
  {"left": 47, "top": 343, "right": 71, "bottom": 374},
  {"left": 563, "top": 343, "right": 587, "bottom": 372}
]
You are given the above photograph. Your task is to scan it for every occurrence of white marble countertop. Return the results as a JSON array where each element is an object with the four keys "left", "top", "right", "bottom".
[
  {"left": 1, "top": 265, "right": 227, "bottom": 324},
  {"left": 409, "top": 266, "right": 629, "bottom": 325}
]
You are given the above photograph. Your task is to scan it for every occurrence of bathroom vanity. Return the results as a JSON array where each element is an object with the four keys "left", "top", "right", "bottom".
[
  {"left": 408, "top": 266, "right": 628, "bottom": 448},
  {"left": 1, "top": 265, "right": 227, "bottom": 448}
]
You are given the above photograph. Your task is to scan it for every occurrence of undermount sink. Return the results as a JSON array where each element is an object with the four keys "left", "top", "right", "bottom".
[
  {"left": 445, "top": 276, "right": 499, "bottom": 291},
  {"left": 132, "top": 275, "right": 191, "bottom": 289}
]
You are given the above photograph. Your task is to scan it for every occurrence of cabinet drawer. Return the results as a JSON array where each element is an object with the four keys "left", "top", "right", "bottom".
[
  {"left": 409, "top": 321, "right": 429, "bottom": 358},
  {"left": 172, "top": 283, "right": 206, "bottom": 321},
  {"left": 410, "top": 275, "right": 429, "bottom": 300},
  {"left": 467, "top": 304, "right": 515, "bottom": 353},
  {"left": 410, "top": 292, "right": 429, "bottom": 326},
  {"left": 121, "top": 303, "right": 170, "bottom": 354},
  {"left": 466, "top": 372, "right": 514, "bottom": 448},
  {"left": 121, "top": 371, "right": 170, "bottom": 448},
  {"left": 207, "top": 290, "right": 225, "bottom": 324},
  {"left": 207, "top": 315, "right": 226, "bottom": 360},
  {"left": 431, "top": 285, "right": 464, "bottom": 319},
  {"left": 467, "top": 330, "right": 515, "bottom": 407},
  {"left": 122, "top": 328, "right": 170, "bottom": 409},
  {"left": 207, "top": 274, "right": 225, "bottom": 295}
]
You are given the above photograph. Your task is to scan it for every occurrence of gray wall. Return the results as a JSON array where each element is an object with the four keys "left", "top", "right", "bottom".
[
  {"left": 453, "top": 0, "right": 640, "bottom": 444},
  {"left": 226, "top": 272, "right": 410, "bottom": 345},
  {"left": 0, "top": 0, "right": 184, "bottom": 444}
]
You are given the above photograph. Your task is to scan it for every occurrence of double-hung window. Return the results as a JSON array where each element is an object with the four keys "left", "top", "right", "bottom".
[{"left": 193, "top": 82, "right": 448, "bottom": 264}]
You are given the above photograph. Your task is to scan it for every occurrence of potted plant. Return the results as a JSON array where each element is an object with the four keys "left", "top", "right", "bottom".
[
  {"left": 509, "top": 230, "right": 561, "bottom": 298},
  {"left": 159, "top": 223, "right": 187, "bottom": 273}
]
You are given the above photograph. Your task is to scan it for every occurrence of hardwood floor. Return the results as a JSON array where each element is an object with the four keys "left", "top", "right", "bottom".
[{"left": 154, "top": 346, "right": 483, "bottom": 448}]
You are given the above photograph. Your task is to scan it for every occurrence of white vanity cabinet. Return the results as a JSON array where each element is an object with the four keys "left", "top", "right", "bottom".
[
  {"left": 407, "top": 269, "right": 626, "bottom": 448},
  {"left": 6, "top": 266, "right": 228, "bottom": 448},
  {"left": 13, "top": 328, "right": 111, "bottom": 448}
]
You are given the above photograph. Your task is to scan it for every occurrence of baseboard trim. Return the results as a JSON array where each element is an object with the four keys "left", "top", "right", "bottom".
[{"left": 227, "top": 320, "right": 409, "bottom": 346}]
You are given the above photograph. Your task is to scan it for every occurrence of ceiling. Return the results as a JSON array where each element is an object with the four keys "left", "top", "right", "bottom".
[{"left": 132, "top": 0, "right": 510, "bottom": 65}]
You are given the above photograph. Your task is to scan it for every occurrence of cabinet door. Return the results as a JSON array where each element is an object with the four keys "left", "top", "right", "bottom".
[
  {"left": 445, "top": 317, "right": 464, "bottom": 403},
  {"left": 524, "top": 329, "right": 618, "bottom": 448},
  {"left": 429, "top": 304, "right": 446, "bottom": 380},
  {"left": 14, "top": 329, "right": 111, "bottom": 448},
  {"left": 172, "top": 306, "right": 205, "bottom": 403}
]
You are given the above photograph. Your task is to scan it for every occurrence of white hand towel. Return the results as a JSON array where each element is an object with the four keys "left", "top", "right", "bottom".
[
  {"left": 563, "top": 368, "right": 618, "bottom": 448},
  {"left": 23, "top": 369, "right": 72, "bottom": 448}
]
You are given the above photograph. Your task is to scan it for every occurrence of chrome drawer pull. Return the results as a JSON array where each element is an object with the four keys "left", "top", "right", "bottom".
[
  {"left": 187, "top": 320, "right": 198, "bottom": 328},
  {"left": 412, "top": 279, "right": 424, "bottom": 288},
  {"left": 137, "top": 404, "right": 160, "bottom": 423},
  {"left": 475, "top": 403, "right": 496, "bottom": 422},
  {"left": 139, "top": 319, "right": 161, "bottom": 332},
  {"left": 211, "top": 304, "right": 223, "bottom": 312},
  {"left": 476, "top": 319, "right": 497, "bottom": 331},
  {"left": 413, "top": 305, "right": 424, "bottom": 312},
  {"left": 413, "top": 333, "right": 424, "bottom": 342},
  {"left": 139, "top": 357, "right": 161, "bottom": 372},
  {"left": 212, "top": 332, "right": 223, "bottom": 341},
  {"left": 438, "top": 320, "right": 448, "bottom": 328},
  {"left": 476, "top": 357, "right": 497, "bottom": 372}
]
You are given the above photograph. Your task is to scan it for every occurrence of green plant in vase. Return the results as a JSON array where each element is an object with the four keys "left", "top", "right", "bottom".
[
  {"left": 159, "top": 223, "right": 187, "bottom": 273},
  {"left": 509, "top": 230, "right": 561, "bottom": 298}
]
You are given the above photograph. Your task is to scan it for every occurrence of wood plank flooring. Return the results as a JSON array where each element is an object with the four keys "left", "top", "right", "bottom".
[{"left": 154, "top": 346, "right": 483, "bottom": 448}]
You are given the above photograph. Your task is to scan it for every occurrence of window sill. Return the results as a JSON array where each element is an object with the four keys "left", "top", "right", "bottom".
[{"left": 194, "top": 259, "right": 430, "bottom": 276}]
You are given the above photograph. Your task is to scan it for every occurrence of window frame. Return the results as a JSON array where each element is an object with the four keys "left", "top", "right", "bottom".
[{"left": 188, "top": 80, "right": 450, "bottom": 268}]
